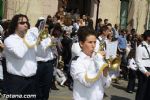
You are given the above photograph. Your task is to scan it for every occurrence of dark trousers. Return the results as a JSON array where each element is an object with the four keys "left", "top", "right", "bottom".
[
  {"left": 127, "top": 69, "right": 136, "bottom": 91},
  {"left": 119, "top": 49, "right": 128, "bottom": 79},
  {"left": 3, "top": 73, "right": 37, "bottom": 100},
  {"left": 0, "top": 79, "right": 3, "bottom": 91},
  {"left": 136, "top": 68, "right": 150, "bottom": 100},
  {"left": 1, "top": 58, "right": 7, "bottom": 92},
  {"left": 36, "top": 60, "right": 54, "bottom": 100}
]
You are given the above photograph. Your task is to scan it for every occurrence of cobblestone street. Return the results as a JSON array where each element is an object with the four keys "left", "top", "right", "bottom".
[{"left": 49, "top": 79, "right": 136, "bottom": 100}]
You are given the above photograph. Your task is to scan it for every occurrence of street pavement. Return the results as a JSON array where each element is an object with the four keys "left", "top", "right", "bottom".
[
  {"left": 49, "top": 79, "right": 136, "bottom": 100},
  {"left": 0, "top": 79, "right": 136, "bottom": 100}
]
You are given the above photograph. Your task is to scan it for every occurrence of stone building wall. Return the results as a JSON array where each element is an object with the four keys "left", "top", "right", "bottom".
[
  {"left": 5, "top": 0, "right": 58, "bottom": 26},
  {"left": 128, "top": 0, "right": 148, "bottom": 34},
  {"left": 4, "top": 0, "right": 149, "bottom": 34}
]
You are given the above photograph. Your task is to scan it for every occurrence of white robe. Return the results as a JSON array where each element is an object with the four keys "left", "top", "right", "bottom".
[{"left": 71, "top": 52, "right": 111, "bottom": 100}]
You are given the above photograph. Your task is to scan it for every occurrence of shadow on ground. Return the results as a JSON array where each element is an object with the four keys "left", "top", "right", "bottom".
[
  {"left": 111, "top": 95, "right": 131, "bottom": 100},
  {"left": 112, "top": 83, "right": 127, "bottom": 92}
]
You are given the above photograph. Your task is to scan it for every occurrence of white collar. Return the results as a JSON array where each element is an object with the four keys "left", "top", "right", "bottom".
[{"left": 79, "top": 51, "right": 96, "bottom": 59}]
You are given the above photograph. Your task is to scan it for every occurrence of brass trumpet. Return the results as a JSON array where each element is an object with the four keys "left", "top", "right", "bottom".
[
  {"left": 98, "top": 40, "right": 121, "bottom": 71},
  {"left": 38, "top": 27, "right": 49, "bottom": 41},
  {"left": 106, "top": 55, "right": 121, "bottom": 71},
  {"left": 84, "top": 40, "right": 121, "bottom": 82}
]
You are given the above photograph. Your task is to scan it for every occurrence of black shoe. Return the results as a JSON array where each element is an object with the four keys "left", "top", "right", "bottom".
[
  {"left": 68, "top": 86, "right": 73, "bottom": 91},
  {"left": 104, "top": 93, "right": 108, "bottom": 98},
  {"left": 51, "top": 86, "right": 59, "bottom": 90},
  {"left": 127, "top": 90, "right": 133, "bottom": 93}
]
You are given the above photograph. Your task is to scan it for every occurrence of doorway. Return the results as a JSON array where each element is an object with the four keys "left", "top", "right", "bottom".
[{"left": 66, "top": 0, "right": 91, "bottom": 16}]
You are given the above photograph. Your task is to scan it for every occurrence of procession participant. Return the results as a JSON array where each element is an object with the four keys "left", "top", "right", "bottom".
[
  {"left": 127, "top": 49, "right": 137, "bottom": 93},
  {"left": 95, "top": 25, "right": 109, "bottom": 54},
  {"left": 70, "top": 27, "right": 111, "bottom": 100},
  {"left": 3, "top": 14, "right": 51, "bottom": 100},
  {"left": 136, "top": 30, "right": 150, "bottom": 100},
  {"left": 35, "top": 18, "right": 54, "bottom": 100},
  {"left": 61, "top": 29, "right": 73, "bottom": 90},
  {"left": 118, "top": 29, "right": 128, "bottom": 80},
  {"left": 106, "top": 32, "right": 120, "bottom": 83}
]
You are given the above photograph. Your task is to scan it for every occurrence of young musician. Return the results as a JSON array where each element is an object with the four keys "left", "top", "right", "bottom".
[{"left": 70, "top": 27, "right": 111, "bottom": 100}]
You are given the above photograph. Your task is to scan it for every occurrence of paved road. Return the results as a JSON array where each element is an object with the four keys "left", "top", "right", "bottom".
[
  {"left": 49, "top": 79, "right": 136, "bottom": 100},
  {"left": 0, "top": 79, "right": 136, "bottom": 100}
]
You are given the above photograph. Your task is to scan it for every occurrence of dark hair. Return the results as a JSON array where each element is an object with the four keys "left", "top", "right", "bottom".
[
  {"left": 35, "top": 19, "right": 45, "bottom": 28},
  {"left": 143, "top": 30, "right": 150, "bottom": 40},
  {"left": 127, "top": 49, "right": 135, "bottom": 59},
  {"left": 46, "top": 15, "right": 52, "bottom": 24},
  {"left": 1, "top": 20, "right": 11, "bottom": 38},
  {"left": 1, "top": 20, "right": 11, "bottom": 31},
  {"left": 8, "top": 14, "right": 29, "bottom": 36},
  {"left": 126, "top": 34, "right": 132, "bottom": 41},
  {"left": 131, "top": 28, "right": 136, "bottom": 33},
  {"left": 51, "top": 23, "right": 62, "bottom": 37},
  {"left": 104, "top": 19, "right": 108, "bottom": 22},
  {"left": 100, "top": 25, "right": 109, "bottom": 33},
  {"left": 97, "top": 18, "right": 102, "bottom": 23},
  {"left": 77, "top": 26, "right": 96, "bottom": 42},
  {"left": 64, "top": 16, "right": 72, "bottom": 26},
  {"left": 107, "top": 23, "right": 112, "bottom": 27},
  {"left": 120, "top": 29, "right": 127, "bottom": 33}
]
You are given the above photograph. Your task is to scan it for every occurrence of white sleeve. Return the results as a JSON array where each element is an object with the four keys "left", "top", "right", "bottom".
[
  {"left": 4, "top": 37, "right": 28, "bottom": 59},
  {"left": 102, "top": 74, "right": 111, "bottom": 88},
  {"left": 136, "top": 46, "right": 147, "bottom": 73},
  {"left": 95, "top": 40, "right": 100, "bottom": 52},
  {"left": 71, "top": 60, "right": 96, "bottom": 87},
  {"left": 36, "top": 37, "right": 51, "bottom": 57},
  {"left": 128, "top": 59, "right": 137, "bottom": 70}
]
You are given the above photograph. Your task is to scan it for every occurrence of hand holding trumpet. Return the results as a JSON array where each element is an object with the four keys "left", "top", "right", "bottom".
[{"left": 103, "top": 67, "right": 109, "bottom": 77}]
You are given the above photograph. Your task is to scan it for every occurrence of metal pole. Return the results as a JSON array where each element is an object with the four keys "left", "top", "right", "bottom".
[{"left": 95, "top": 0, "right": 100, "bottom": 31}]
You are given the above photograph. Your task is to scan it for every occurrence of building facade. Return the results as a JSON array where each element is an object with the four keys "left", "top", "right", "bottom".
[{"left": 1, "top": 0, "right": 150, "bottom": 34}]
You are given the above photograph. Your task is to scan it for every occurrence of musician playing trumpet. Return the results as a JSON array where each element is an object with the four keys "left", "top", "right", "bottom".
[
  {"left": 3, "top": 14, "right": 52, "bottom": 100},
  {"left": 34, "top": 17, "right": 56, "bottom": 100},
  {"left": 95, "top": 25, "right": 120, "bottom": 83},
  {"left": 70, "top": 27, "right": 111, "bottom": 100}
]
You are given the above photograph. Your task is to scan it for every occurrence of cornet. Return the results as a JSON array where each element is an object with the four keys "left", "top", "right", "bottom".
[
  {"left": 85, "top": 52, "right": 109, "bottom": 83},
  {"left": 37, "top": 26, "right": 49, "bottom": 44},
  {"left": 84, "top": 40, "right": 121, "bottom": 82}
]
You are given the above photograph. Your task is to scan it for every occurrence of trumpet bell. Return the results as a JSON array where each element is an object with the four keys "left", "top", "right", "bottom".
[
  {"left": 110, "top": 56, "right": 121, "bottom": 70},
  {"left": 39, "top": 28, "right": 49, "bottom": 40}
]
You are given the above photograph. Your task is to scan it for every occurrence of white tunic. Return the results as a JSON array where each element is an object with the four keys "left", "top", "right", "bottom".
[
  {"left": 36, "top": 47, "right": 54, "bottom": 62},
  {"left": 127, "top": 58, "right": 137, "bottom": 71},
  {"left": 136, "top": 41, "right": 150, "bottom": 73},
  {"left": 71, "top": 52, "right": 111, "bottom": 100},
  {"left": 4, "top": 34, "right": 50, "bottom": 77}
]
